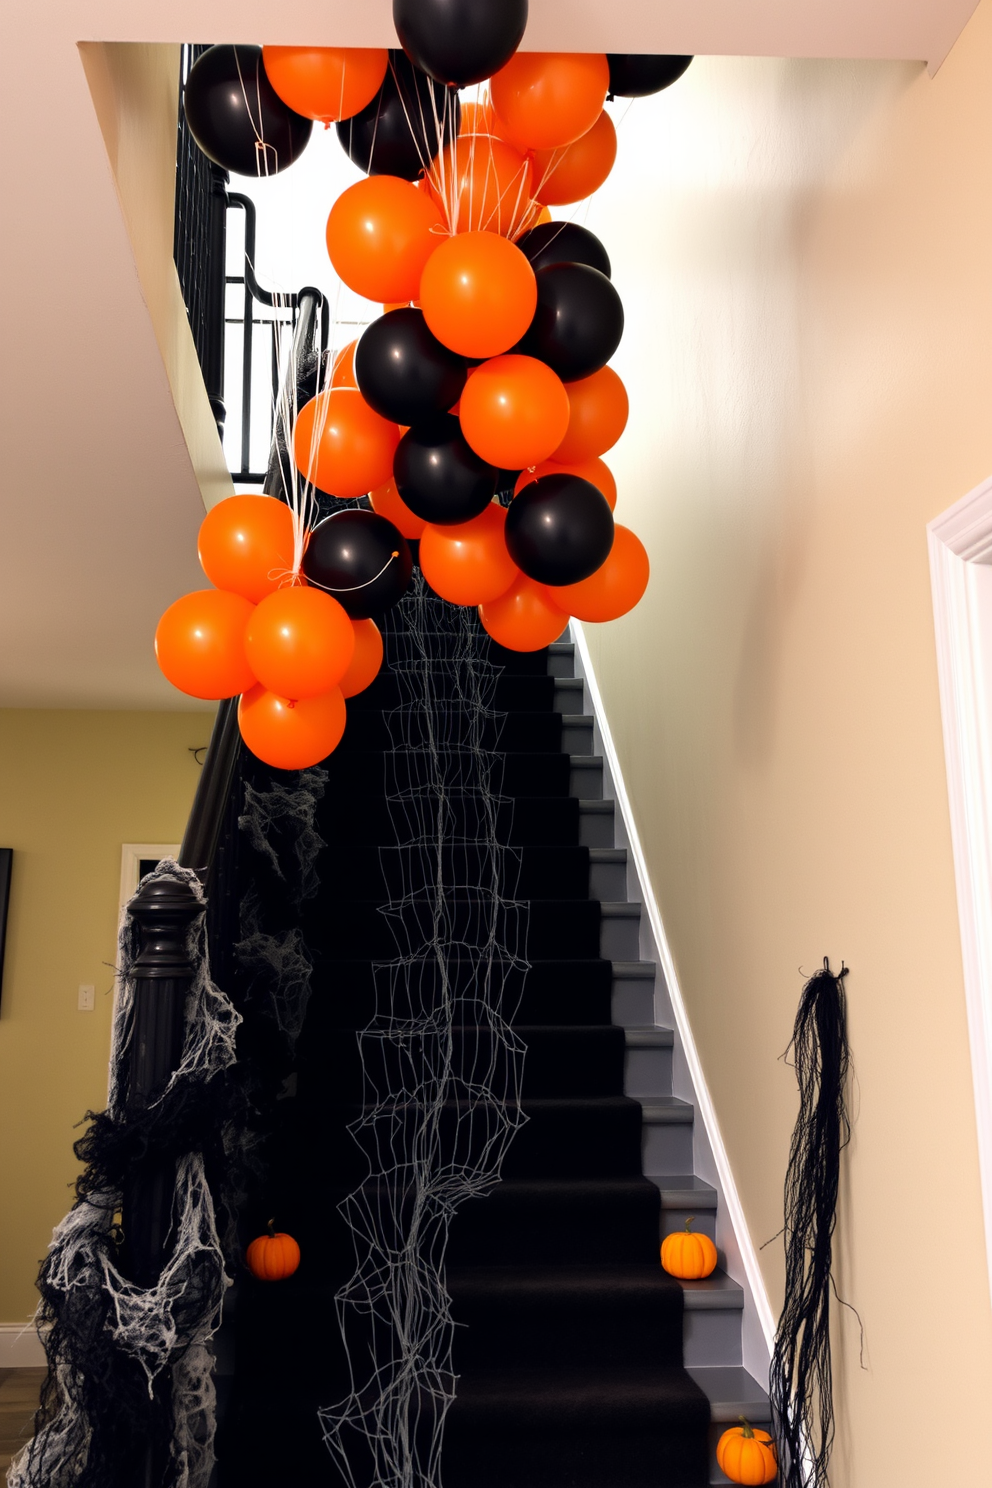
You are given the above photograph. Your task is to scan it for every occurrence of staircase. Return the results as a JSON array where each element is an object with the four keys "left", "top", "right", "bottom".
[{"left": 218, "top": 587, "right": 769, "bottom": 1488}]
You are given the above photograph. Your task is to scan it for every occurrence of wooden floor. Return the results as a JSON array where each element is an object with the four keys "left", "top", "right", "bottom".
[{"left": 0, "top": 1369, "right": 45, "bottom": 1474}]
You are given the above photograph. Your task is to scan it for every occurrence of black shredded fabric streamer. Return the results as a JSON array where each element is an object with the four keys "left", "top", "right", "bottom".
[{"left": 770, "top": 959, "right": 850, "bottom": 1488}]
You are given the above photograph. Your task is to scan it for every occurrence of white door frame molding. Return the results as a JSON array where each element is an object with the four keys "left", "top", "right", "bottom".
[{"left": 928, "top": 474, "right": 992, "bottom": 1302}]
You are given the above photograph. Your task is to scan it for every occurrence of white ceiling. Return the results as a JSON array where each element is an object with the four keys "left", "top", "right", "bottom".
[{"left": 0, "top": 0, "right": 980, "bottom": 708}]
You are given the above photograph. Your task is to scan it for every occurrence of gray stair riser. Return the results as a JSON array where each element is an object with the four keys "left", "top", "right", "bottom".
[
  {"left": 547, "top": 643, "right": 575, "bottom": 677},
  {"left": 624, "top": 1045, "right": 674, "bottom": 1097},
  {"left": 553, "top": 678, "right": 584, "bottom": 710},
  {"left": 579, "top": 802, "right": 614, "bottom": 846},
  {"left": 642, "top": 1121, "right": 694, "bottom": 1174},
  {"left": 571, "top": 760, "right": 603, "bottom": 798},
  {"left": 612, "top": 981, "right": 656, "bottom": 1025},
  {"left": 590, "top": 858, "right": 628, "bottom": 899},
  {"left": 600, "top": 910, "right": 641, "bottom": 960},
  {"left": 660, "top": 1205, "right": 717, "bottom": 1243},
  {"left": 683, "top": 1309, "right": 743, "bottom": 1369},
  {"left": 563, "top": 719, "right": 595, "bottom": 755}
]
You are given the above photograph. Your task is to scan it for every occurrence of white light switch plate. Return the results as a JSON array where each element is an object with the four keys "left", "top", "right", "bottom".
[{"left": 77, "top": 984, "right": 95, "bottom": 1012}]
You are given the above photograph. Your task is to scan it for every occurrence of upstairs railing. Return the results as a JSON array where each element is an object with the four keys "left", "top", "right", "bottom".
[{"left": 173, "top": 43, "right": 308, "bottom": 483}]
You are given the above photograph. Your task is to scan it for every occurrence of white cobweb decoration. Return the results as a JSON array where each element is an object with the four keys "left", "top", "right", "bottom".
[
  {"left": 320, "top": 573, "right": 530, "bottom": 1488},
  {"left": 8, "top": 861, "right": 241, "bottom": 1488}
]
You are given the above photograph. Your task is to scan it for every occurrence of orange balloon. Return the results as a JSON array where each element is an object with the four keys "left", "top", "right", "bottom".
[
  {"left": 479, "top": 573, "right": 568, "bottom": 651},
  {"left": 262, "top": 47, "right": 388, "bottom": 124},
  {"left": 491, "top": 52, "right": 609, "bottom": 151},
  {"left": 155, "top": 589, "right": 256, "bottom": 700},
  {"left": 293, "top": 387, "right": 399, "bottom": 499},
  {"left": 244, "top": 587, "right": 355, "bottom": 699},
  {"left": 198, "top": 495, "right": 297, "bottom": 602},
  {"left": 532, "top": 111, "right": 617, "bottom": 205},
  {"left": 515, "top": 457, "right": 616, "bottom": 510},
  {"left": 459, "top": 100, "right": 500, "bottom": 136},
  {"left": 370, "top": 478, "right": 427, "bottom": 539},
  {"left": 460, "top": 355, "right": 569, "bottom": 469},
  {"left": 330, "top": 340, "right": 358, "bottom": 388},
  {"left": 552, "top": 524, "right": 649, "bottom": 621},
  {"left": 420, "top": 504, "right": 519, "bottom": 605},
  {"left": 419, "top": 232, "right": 536, "bottom": 359},
  {"left": 425, "top": 134, "right": 533, "bottom": 237},
  {"left": 554, "top": 366, "right": 629, "bottom": 462},
  {"left": 339, "top": 618, "right": 384, "bottom": 697},
  {"left": 327, "top": 176, "right": 444, "bottom": 304},
  {"left": 238, "top": 685, "right": 347, "bottom": 770}
]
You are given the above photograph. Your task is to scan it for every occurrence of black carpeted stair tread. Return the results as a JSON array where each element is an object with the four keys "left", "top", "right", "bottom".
[
  {"left": 338, "top": 709, "right": 565, "bottom": 754},
  {"left": 442, "top": 1363, "right": 710, "bottom": 1431},
  {"left": 349, "top": 672, "right": 557, "bottom": 712},
  {"left": 448, "top": 1261, "right": 686, "bottom": 1371},
  {"left": 318, "top": 750, "right": 574, "bottom": 798},
  {"left": 304, "top": 957, "right": 615, "bottom": 1028},
  {"left": 304, "top": 898, "right": 603, "bottom": 959},
  {"left": 447, "top": 1175, "right": 663, "bottom": 1264},
  {"left": 296, "top": 1023, "right": 626, "bottom": 1101},
  {"left": 442, "top": 1365, "right": 710, "bottom": 1488},
  {"left": 272, "top": 1173, "right": 665, "bottom": 1268},
  {"left": 378, "top": 635, "right": 552, "bottom": 673},
  {"left": 315, "top": 845, "right": 593, "bottom": 901},
  {"left": 318, "top": 793, "right": 583, "bottom": 845},
  {"left": 289, "top": 1093, "right": 645, "bottom": 1179}
]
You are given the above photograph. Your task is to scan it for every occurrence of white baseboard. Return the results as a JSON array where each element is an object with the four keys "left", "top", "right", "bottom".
[{"left": 0, "top": 1323, "right": 48, "bottom": 1367}]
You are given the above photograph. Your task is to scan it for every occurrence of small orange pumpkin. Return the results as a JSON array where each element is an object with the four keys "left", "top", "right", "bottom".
[
  {"left": 659, "top": 1217, "right": 718, "bottom": 1279},
  {"left": 246, "top": 1220, "right": 301, "bottom": 1281},
  {"left": 716, "top": 1417, "right": 778, "bottom": 1485}
]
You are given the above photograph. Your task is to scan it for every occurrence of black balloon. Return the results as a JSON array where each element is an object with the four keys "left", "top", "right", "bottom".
[
  {"left": 356, "top": 310, "right": 467, "bottom": 425},
  {"left": 516, "top": 222, "right": 612, "bottom": 279},
  {"left": 301, "top": 510, "right": 412, "bottom": 619},
  {"left": 518, "top": 263, "right": 623, "bottom": 381},
  {"left": 394, "top": 415, "right": 498, "bottom": 526},
  {"left": 393, "top": 0, "right": 527, "bottom": 88},
  {"left": 606, "top": 54, "right": 693, "bottom": 98},
  {"left": 505, "top": 475, "right": 614, "bottom": 586},
  {"left": 337, "top": 51, "right": 459, "bottom": 180},
  {"left": 183, "top": 45, "right": 312, "bottom": 177}
]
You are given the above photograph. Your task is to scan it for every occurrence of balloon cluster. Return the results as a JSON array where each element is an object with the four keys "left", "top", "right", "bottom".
[
  {"left": 155, "top": 498, "right": 411, "bottom": 769},
  {"left": 168, "top": 5, "right": 693, "bottom": 767}
]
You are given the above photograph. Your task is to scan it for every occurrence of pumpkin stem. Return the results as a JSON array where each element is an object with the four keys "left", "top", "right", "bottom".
[
  {"left": 266, "top": 1217, "right": 276, "bottom": 1238},
  {"left": 737, "top": 1415, "right": 755, "bottom": 1438},
  {"left": 684, "top": 1217, "right": 695, "bottom": 1232}
]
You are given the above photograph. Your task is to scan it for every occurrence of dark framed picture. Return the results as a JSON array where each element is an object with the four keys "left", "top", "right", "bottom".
[{"left": 0, "top": 848, "right": 11, "bottom": 1008}]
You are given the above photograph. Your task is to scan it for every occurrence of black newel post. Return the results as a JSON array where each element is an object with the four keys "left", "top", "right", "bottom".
[
  {"left": 118, "top": 874, "right": 203, "bottom": 1486},
  {"left": 122, "top": 875, "right": 200, "bottom": 1285}
]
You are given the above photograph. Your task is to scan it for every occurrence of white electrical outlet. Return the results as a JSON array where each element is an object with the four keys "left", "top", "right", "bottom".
[{"left": 77, "top": 984, "right": 95, "bottom": 1012}]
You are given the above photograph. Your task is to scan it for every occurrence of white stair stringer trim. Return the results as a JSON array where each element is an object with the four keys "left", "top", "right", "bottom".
[
  {"left": 927, "top": 473, "right": 992, "bottom": 1305},
  {"left": 570, "top": 623, "right": 776, "bottom": 1382}
]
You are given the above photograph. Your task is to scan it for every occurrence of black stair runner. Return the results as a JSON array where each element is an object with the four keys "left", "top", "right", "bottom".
[{"left": 220, "top": 587, "right": 710, "bottom": 1487}]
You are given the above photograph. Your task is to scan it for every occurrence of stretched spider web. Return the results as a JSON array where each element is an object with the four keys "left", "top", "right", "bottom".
[{"left": 320, "top": 573, "right": 530, "bottom": 1488}]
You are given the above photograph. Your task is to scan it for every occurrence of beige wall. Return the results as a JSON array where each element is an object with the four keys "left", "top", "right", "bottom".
[
  {"left": 0, "top": 711, "right": 210, "bottom": 1322},
  {"left": 80, "top": 42, "right": 234, "bottom": 514},
  {"left": 580, "top": 3, "right": 992, "bottom": 1483}
]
